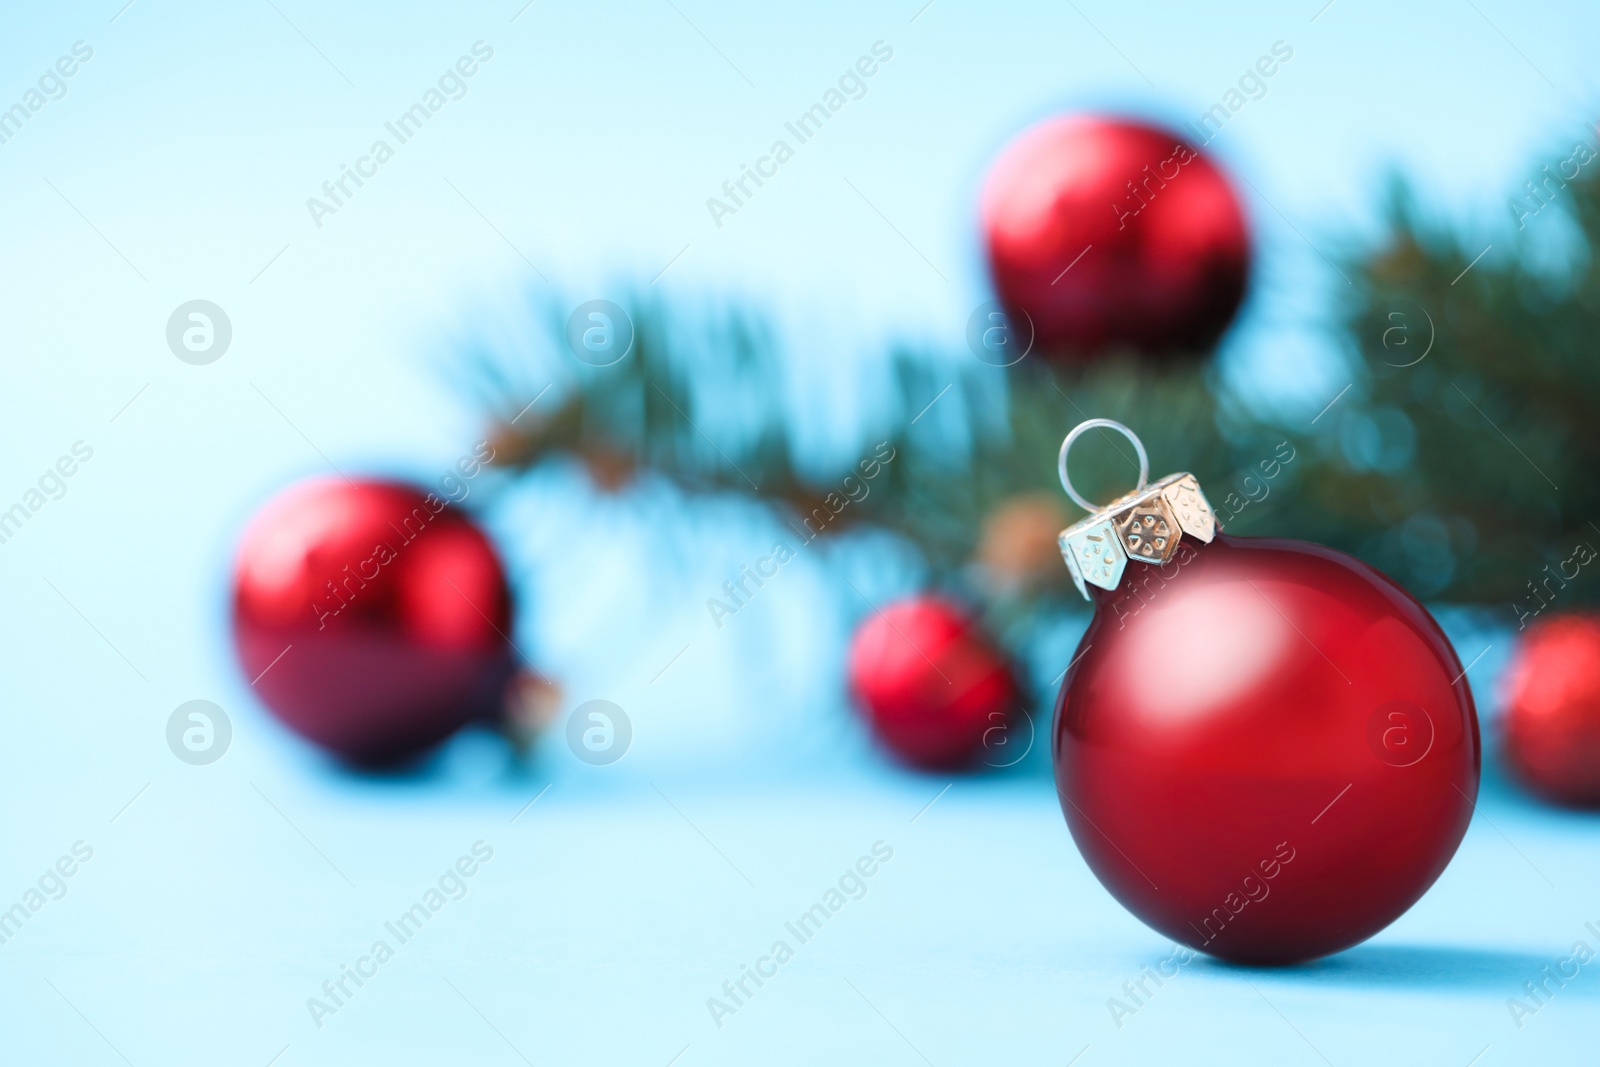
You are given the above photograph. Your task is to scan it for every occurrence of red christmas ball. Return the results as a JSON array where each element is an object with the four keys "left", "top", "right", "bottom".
[
  {"left": 1054, "top": 534, "right": 1478, "bottom": 965},
  {"left": 981, "top": 115, "right": 1249, "bottom": 358},
  {"left": 233, "top": 478, "right": 520, "bottom": 766},
  {"left": 1501, "top": 613, "right": 1600, "bottom": 806},
  {"left": 848, "top": 596, "right": 1019, "bottom": 770}
]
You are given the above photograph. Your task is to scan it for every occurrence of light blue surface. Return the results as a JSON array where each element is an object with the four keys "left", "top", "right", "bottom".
[{"left": 4, "top": 1, "right": 1600, "bottom": 1063}]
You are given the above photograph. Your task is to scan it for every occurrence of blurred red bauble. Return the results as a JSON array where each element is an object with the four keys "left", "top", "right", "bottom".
[
  {"left": 847, "top": 595, "right": 1019, "bottom": 770},
  {"left": 981, "top": 115, "right": 1250, "bottom": 358},
  {"left": 233, "top": 477, "right": 523, "bottom": 766},
  {"left": 1056, "top": 535, "right": 1478, "bottom": 965},
  {"left": 1501, "top": 613, "right": 1600, "bottom": 806}
]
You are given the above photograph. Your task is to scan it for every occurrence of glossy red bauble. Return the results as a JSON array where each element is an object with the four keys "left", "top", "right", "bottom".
[
  {"left": 981, "top": 115, "right": 1249, "bottom": 358},
  {"left": 233, "top": 478, "right": 518, "bottom": 766},
  {"left": 1501, "top": 613, "right": 1600, "bottom": 806},
  {"left": 1053, "top": 535, "right": 1478, "bottom": 965},
  {"left": 848, "top": 596, "right": 1019, "bottom": 770}
]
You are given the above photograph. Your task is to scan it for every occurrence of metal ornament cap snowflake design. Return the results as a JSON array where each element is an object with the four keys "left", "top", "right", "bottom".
[
  {"left": 1155, "top": 472, "right": 1217, "bottom": 544},
  {"left": 1054, "top": 419, "right": 1222, "bottom": 602},
  {"left": 1057, "top": 475, "right": 1219, "bottom": 600},
  {"left": 1113, "top": 492, "right": 1182, "bottom": 565},
  {"left": 1059, "top": 517, "right": 1128, "bottom": 598}
]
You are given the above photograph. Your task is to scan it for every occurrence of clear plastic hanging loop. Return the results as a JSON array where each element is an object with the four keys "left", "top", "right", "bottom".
[{"left": 1057, "top": 418, "right": 1150, "bottom": 513}]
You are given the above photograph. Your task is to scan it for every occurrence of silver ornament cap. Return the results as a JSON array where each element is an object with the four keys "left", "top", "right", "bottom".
[{"left": 1055, "top": 420, "right": 1219, "bottom": 601}]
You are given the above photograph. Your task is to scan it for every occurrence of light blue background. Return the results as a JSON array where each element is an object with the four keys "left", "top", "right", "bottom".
[{"left": 2, "top": 1, "right": 1598, "bottom": 1063}]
